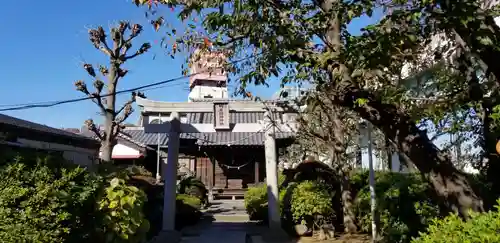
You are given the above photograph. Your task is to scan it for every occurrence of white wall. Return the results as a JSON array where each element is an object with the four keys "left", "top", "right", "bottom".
[
  {"left": 16, "top": 138, "right": 98, "bottom": 167},
  {"left": 110, "top": 143, "right": 142, "bottom": 158},
  {"left": 188, "top": 85, "right": 228, "bottom": 101}
]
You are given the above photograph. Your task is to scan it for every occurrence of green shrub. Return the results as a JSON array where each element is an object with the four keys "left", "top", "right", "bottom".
[
  {"left": 244, "top": 173, "right": 287, "bottom": 221},
  {"left": 412, "top": 199, "right": 500, "bottom": 243},
  {"left": 244, "top": 183, "right": 269, "bottom": 221},
  {"left": 352, "top": 171, "right": 440, "bottom": 243},
  {"left": 0, "top": 152, "right": 103, "bottom": 243},
  {"left": 97, "top": 177, "right": 150, "bottom": 243},
  {"left": 290, "top": 181, "right": 334, "bottom": 228},
  {"left": 176, "top": 194, "right": 202, "bottom": 228},
  {"left": 177, "top": 176, "right": 208, "bottom": 206},
  {"left": 0, "top": 149, "right": 152, "bottom": 243}
]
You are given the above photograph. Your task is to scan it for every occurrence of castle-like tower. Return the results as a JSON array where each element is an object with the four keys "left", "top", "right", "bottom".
[{"left": 188, "top": 48, "right": 228, "bottom": 101}]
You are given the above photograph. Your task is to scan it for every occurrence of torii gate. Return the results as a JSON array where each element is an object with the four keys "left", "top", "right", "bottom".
[{"left": 145, "top": 111, "right": 281, "bottom": 240}]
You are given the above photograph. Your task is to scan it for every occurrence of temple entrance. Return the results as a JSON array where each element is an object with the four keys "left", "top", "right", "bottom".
[{"left": 192, "top": 146, "right": 265, "bottom": 200}]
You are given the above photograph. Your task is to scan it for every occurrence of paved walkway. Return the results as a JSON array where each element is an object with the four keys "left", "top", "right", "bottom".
[{"left": 179, "top": 200, "right": 261, "bottom": 243}]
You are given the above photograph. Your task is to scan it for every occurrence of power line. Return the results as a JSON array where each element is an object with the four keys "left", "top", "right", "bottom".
[
  {"left": 0, "top": 53, "right": 261, "bottom": 112},
  {"left": 0, "top": 82, "right": 187, "bottom": 108},
  {"left": 0, "top": 75, "right": 190, "bottom": 112}
]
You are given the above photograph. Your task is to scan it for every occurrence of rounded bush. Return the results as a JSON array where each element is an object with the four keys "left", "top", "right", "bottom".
[
  {"left": 177, "top": 176, "right": 208, "bottom": 206},
  {"left": 290, "top": 181, "right": 334, "bottom": 227}
]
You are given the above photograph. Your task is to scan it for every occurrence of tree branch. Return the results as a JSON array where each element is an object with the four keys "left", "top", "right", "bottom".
[
  {"left": 123, "top": 42, "right": 151, "bottom": 60},
  {"left": 84, "top": 119, "right": 103, "bottom": 141}
]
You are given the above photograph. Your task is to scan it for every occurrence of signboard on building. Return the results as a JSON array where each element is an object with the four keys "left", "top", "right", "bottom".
[{"left": 213, "top": 102, "right": 230, "bottom": 129}]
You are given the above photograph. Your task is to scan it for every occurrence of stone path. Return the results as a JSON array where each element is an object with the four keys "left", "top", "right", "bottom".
[{"left": 179, "top": 200, "right": 256, "bottom": 243}]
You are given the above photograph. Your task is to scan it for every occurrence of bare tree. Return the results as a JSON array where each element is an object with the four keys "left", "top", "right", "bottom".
[{"left": 75, "top": 22, "right": 149, "bottom": 162}]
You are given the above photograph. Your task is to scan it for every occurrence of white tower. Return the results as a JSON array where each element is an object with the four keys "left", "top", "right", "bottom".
[{"left": 188, "top": 49, "right": 228, "bottom": 101}]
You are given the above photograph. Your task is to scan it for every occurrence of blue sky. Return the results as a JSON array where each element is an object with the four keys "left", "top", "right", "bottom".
[{"left": 0, "top": 0, "right": 382, "bottom": 128}]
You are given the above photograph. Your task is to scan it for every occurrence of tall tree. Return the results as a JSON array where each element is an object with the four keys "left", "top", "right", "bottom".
[
  {"left": 293, "top": 88, "right": 362, "bottom": 232},
  {"left": 132, "top": 0, "right": 500, "bottom": 215},
  {"left": 75, "top": 22, "right": 148, "bottom": 162}
]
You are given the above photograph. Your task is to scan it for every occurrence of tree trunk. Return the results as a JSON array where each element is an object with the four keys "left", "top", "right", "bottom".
[
  {"left": 342, "top": 92, "right": 485, "bottom": 216},
  {"left": 100, "top": 140, "right": 114, "bottom": 162},
  {"left": 480, "top": 103, "right": 500, "bottom": 208},
  {"left": 341, "top": 174, "right": 357, "bottom": 233},
  {"left": 100, "top": 112, "right": 116, "bottom": 163},
  {"left": 385, "top": 137, "right": 392, "bottom": 171}
]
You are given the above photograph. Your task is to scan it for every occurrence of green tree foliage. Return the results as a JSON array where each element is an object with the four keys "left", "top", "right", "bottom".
[{"left": 132, "top": 0, "right": 500, "bottom": 216}]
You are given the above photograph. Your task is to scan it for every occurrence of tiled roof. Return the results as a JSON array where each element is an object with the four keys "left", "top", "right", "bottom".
[
  {"left": 0, "top": 113, "right": 97, "bottom": 142},
  {"left": 120, "top": 129, "right": 168, "bottom": 146},
  {"left": 185, "top": 112, "right": 282, "bottom": 124},
  {"left": 120, "top": 128, "right": 295, "bottom": 146},
  {"left": 187, "top": 132, "right": 295, "bottom": 146}
]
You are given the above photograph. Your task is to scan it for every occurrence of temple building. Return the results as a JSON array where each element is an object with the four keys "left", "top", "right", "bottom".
[{"left": 113, "top": 49, "right": 297, "bottom": 199}]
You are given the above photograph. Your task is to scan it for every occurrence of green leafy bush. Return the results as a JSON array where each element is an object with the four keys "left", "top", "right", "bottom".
[
  {"left": 244, "top": 173, "right": 287, "bottom": 221},
  {"left": 412, "top": 199, "right": 500, "bottom": 243},
  {"left": 177, "top": 176, "right": 208, "bottom": 206},
  {"left": 352, "top": 171, "right": 440, "bottom": 243},
  {"left": 175, "top": 194, "right": 202, "bottom": 228},
  {"left": 0, "top": 152, "right": 103, "bottom": 243},
  {"left": 290, "top": 181, "right": 334, "bottom": 227},
  {"left": 0, "top": 148, "right": 152, "bottom": 243},
  {"left": 244, "top": 183, "right": 269, "bottom": 220},
  {"left": 97, "top": 177, "right": 150, "bottom": 243}
]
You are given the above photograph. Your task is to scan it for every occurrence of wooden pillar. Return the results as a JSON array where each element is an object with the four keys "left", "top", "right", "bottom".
[
  {"left": 162, "top": 112, "right": 180, "bottom": 232},
  {"left": 264, "top": 110, "right": 281, "bottom": 229}
]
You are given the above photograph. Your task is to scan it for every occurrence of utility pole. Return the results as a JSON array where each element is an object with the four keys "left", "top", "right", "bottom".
[
  {"left": 156, "top": 113, "right": 162, "bottom": 183},
  {"left": 366, "top": 121, "right": 378, "bottom": 242}
]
